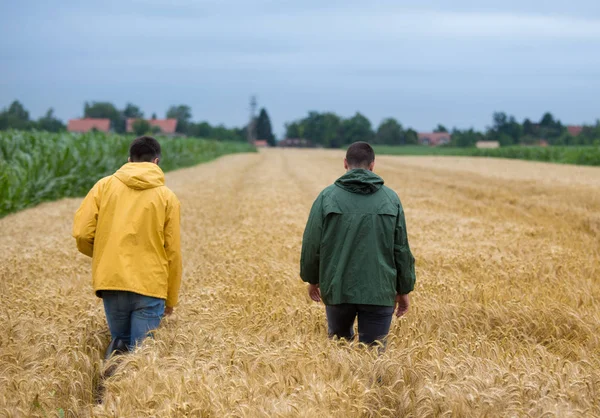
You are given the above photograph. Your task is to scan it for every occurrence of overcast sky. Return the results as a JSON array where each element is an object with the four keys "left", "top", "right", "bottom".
[{"left": 1, "top": 0, "right": 599, "bottom": 135}]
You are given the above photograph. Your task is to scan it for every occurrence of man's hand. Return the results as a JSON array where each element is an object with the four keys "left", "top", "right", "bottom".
[
  {"left": 164, "top": 306, "right": 174, "bottom": 316},
  {"left": 308, "top": 284, "right": 321, "bottom": 302},
  {"left": 395, "top": 294, "right": 409, "bottom": 317}
]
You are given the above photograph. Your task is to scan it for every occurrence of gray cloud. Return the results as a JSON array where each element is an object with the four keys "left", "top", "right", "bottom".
[{"left": 1, "top": 0, "right": 599, "bottom": 134}]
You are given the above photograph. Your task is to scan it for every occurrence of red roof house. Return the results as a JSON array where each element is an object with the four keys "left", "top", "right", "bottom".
[
  {"left": 67, "top": 118, "right": 111, "bottom": 133},
  {"left": 418, "top": 132, "right": 452, "bottom": 146},
  {"left": 126, "top": 118, "right": 178, "bottom": 134},
  {"left": 254, "top": 140, "right": 268, "bottom": 147},
  {"left": 567, "top": 125, "right": 583, "bottom": 136}
]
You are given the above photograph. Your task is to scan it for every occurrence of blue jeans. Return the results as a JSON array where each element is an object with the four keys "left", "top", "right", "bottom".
[
  {"left": 326, "top": 304, "right": 394, "bottom": 345},
  {"left": 102, "top": 291, "right": 165, "bottom": 349}
]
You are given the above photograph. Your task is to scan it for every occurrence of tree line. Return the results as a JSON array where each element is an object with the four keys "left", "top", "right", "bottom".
[
  {"left": 284, "top": 112, "right": 419, "bottom": 148},
  {"left": 2, "top": 99, "right": 599, "bottom": 147},
  {"left": 459, "top": 112, "right": 600, "bottom": 147},
  {"left": 0, "top": 100, "right": 276, "bottom": 144},
  {"left": 284, "top": 111, "right": 600, "bottom": 148}
]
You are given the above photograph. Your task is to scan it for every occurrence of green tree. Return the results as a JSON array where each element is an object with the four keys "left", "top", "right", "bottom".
[
  {"left": 540, "top": 112, "right": 556, "bottom": 128},
  {"left": 451, "top": 128, "right": 483, "bottom": 147},
  {"left": 166, "top": 105, "right": 192, "bottom": 134},
  {"left": 132, "top": 119, "right": 151, "bottom": 135},
  {"left": 580, "top": 120, "right": 600, "bottom": 145},
  {"left": 339, "top": 112, "right": 374, "bottom": 145},
  {"left": 211, "top": 124, "right": 245, "bottom": 141},
  {"left": 256, "top": 108, "right": 276, "bottom": 146},
  {"left": 404, "top": 129, "right": 419, "bottom": 145},
  {"left": 123, "top": 103, "right": 144, "bottom": 119},
  {"left": 523, "top": 118, "right": 536, "bottom": 136},
  {"left": 84, "top": 101, "right": 123, "bottom": 132},
  {"left": 434, "top": 124, "right": 448, "bottom": 133},
  {"left": 285, "top": 122, "right": 302, "bottom": 138},
  {"left": 188, "top": 121, "right": 212, "bottom": 138},
  {"left": 0, "top": 100, "right": 32, "bottom": 130},
  {"left": 375, "top": 118, "right": 403, "bottom": 145},
  {"left": 7, "top": 100, "right": 30, "bottom": 121},
  {"left": 488, "top": 111, "right": 521, "bottom": 145},
  {"left": 151, "top": 113, "right": 157, "bottom": 120},
  {"left": 36, "top": 108, "right": 65, "bottom": 132},
  {"left": 498, "top": 133, "right": 514, "bottom": 147},
  {"left": 301, "top": 111, "right": 342, "bottom": 148},
  {"left": 538, "top": 112, "right": 564, "bottom": 143}
]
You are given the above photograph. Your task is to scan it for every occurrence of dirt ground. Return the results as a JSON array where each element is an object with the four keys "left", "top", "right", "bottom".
[{"left": 1, "top": 149, "right": 599, "bottom": 417}]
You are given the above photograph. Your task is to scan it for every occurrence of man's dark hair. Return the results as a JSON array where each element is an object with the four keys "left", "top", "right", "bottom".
[
  {"left": 129, "top": 136, "right": 161, "bottom": 162},
  {"left": 346, "top": 141, "right": 375, "bottom": 168}
]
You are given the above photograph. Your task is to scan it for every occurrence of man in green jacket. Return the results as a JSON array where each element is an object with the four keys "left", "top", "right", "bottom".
[{"left": 300, "top": 141, "right": 416, "bottom": 345}]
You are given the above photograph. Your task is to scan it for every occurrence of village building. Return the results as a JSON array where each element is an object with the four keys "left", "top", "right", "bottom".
[
  {"left": 126, "top": 118, "right": 178, "bottom": 135},
  {"left": 476, "top": 141, "right": 500, "bottom": 149},
  {"left": 567, "top": 125, "right": 583, "bottom": 136},
  {"left": 67, "top": 118, "right": 111, "bottom": 133},
  {"left": 418, "top": 132, "right": 452, "bottom": 146},
  {"left": 278, "top": 138, "right": 315, "bottom": 148}
]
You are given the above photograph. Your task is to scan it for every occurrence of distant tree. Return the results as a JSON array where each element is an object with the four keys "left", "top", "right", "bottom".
[
  {"left": 234, "top": 127, "right": 246, "bottom": 142},
  {"left": 375, "top": 118, "right": 403, "bottom": 145},
  {"left": 497, "top": 133, "right": 514, "bottom": 147},
  {"left": 488, "top": 111, "right": 521, "bottom": 145},
  {"left": 123, "top": 103, "right": 144, "bottom": 119},
  {"left": 285, "top": 122, "right": 302, "bottom": 138},
  {"left": 211, "top": 124, "right": 245, "bottom": 141},
  {"left": 492, "top": 112, "right": 508, "bottom": 131},
  {"left": 0, "top": 100, "right": 32, "bottom": 130},
  {"left": 580, "top": 120, "right": 600, "bottom": 145},
  {"left": 523, "top": 118, "right": 536, "bottom": 136},
  {"left": 434, "top": 124, "right": 448, "bottom": 133},
  {"left": 7, "top": 100, "right": 30, "bottom": 121},
  {"left": 36, "top": 108, "right": 65, "bottom": 132},
  {"left": 151, "top": 125, "right": 162, "bottom": 135},
  {"left": 84, "top": 101, "right": 123, "bottom": 132},
  {"left": 451, "top": 128, "right": 483, "bottom": 147},
  {"left": 404, "top": 128, "right": 419, "bottom": 145},
  {"left": 166, "top": 105, "right": 192, "bottom": 133},
  {"left": 132, "top": 119, "right": 151, "bottom": 136},
  {"left": 301, "top": 111, "right": 342, "bottom": 148},
  {"left": 538, "top": 112, "right": 564, "bottom": 142},
  {"left": 151, "top": 113, "right": 157, "bottom": 120},
  {"left": 256, "top": 108, "right": 276, "bottom": 146},
  {"left": 188, "top": 121, "right": 212, "bottom": 138},
  {"left": 540, "top": 112, "right": 556, "bottom": 128},
  {"left": 340, "top": 112, "right": 374, "bottom": 145}
]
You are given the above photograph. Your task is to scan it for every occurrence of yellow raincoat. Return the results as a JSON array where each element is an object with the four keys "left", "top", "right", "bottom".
[{"left": 73, "top": 162, "right": 182, "bottom": 307}]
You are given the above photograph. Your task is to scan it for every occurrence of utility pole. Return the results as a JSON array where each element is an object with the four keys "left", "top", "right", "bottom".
[{"left": 247, "top": 95, "right": 257, "bottom": 144}]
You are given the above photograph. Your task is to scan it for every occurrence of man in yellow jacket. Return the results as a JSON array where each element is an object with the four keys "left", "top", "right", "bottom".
[{"left": 73, "top": 136, "right": 182, "bottom": 355}]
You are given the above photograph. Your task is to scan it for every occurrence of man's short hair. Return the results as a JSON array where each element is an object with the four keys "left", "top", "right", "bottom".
[
  {"left": 346, "top": 142, "right": 375, "bottom": 168},
  {"left": 129, "top": 136, "right": 161, "bottom": 162}
]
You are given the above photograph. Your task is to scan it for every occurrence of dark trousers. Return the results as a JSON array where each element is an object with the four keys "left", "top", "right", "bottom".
[{"left": 326, "top": 304, "right": 394, "bottom": 345}]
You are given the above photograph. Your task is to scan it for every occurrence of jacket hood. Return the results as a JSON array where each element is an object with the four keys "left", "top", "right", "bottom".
[
  {"left": 114, "top": 162, "right": 165, "bottom": 190},
  {"left": 334, "top": 169, "right": 384, "bottom": 195}
]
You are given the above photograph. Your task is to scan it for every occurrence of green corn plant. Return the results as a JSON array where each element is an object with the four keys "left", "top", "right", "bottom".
[{"left": 0, "top": 130, "right": 256, "bottom": 218}]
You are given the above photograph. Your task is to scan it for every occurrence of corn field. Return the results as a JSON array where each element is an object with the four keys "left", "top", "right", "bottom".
[
  {"left": 0, "top": 130, "right": 255, "bottom": 218},
  {"left": 1, "top": 149, "right": 599, "bottom": 417}
]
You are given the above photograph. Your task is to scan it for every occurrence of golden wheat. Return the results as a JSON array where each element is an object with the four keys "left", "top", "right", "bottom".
[{"left": 1, "top": 149, "right": 599, "bottom": 417}]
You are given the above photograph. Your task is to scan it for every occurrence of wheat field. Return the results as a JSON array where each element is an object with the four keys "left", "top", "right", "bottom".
[{"left": 1, "top": 149, "right": 599, "bottom": 417}]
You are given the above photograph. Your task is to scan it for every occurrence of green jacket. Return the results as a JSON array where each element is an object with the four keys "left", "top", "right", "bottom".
[{"left": 300, "top": 169, "right": 415, "bottom": 306}]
